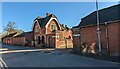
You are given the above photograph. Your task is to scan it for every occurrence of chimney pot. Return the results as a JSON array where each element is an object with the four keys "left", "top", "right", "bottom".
[
  {"left": 46, "top": 13, "right": 51, "bottom": 16},
  {"left": 37, "top": 16, "right": 42, "bottom": 19}
]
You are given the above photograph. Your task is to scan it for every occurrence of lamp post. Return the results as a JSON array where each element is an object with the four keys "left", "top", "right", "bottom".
[{"left": 96, "top": 0, "right": 102, "bottom": 55}]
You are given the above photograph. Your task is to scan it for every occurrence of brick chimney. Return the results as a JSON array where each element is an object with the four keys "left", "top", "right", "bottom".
[
  {"left": 37, "top": 16, "right": 42, "bottom": 19},
  {"left": 46, "top": 13, "right": 51, "bottom": 17}
]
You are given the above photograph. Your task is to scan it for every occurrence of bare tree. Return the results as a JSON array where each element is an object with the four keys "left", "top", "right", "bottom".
[{"left": 3, "top": 21, "right": 17, "bottom": 35}]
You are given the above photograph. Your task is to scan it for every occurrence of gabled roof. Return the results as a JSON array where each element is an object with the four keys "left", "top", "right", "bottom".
[
  {"left": 73, "top": 4, "right": 120, "bottom": 28},
  {"left": 14, "top": 31, "right": 32, "bottom": 38},
  {"left": 2, "top": 32, "right": 17, "bottom": 38},
  {"left": 34, "top": 14, "right": 57, "bottom": 28}
]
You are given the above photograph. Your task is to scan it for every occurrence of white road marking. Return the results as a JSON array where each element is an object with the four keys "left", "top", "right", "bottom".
[
  {"left": 0, "top": 58, "right": 8, "bottom": 68},
  {"left": 0, "top": 48, "right": 8, "bottom": 51},
  {"left": 0, "top": 48, "right": 55, "bottom": 54}
]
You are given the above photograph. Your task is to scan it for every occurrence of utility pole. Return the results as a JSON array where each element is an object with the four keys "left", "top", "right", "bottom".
[{"left": 96, "top": 0, "right": 102, "bottom": 55}]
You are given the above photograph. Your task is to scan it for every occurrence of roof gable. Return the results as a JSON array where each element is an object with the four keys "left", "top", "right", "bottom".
[
  {"left": 34, "top": 14, "right": 57, "bottom": 28},
  {"left": 3, "top": 32, "right": 17, "bottom": 38}
]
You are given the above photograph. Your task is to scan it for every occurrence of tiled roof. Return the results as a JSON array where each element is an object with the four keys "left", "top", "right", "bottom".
[
  {"left": 73, "top": 4, "right": 120, "bottom": 28},
  {"left": 35, "top": 14, "right": 57, "bottom": 28},
  {"left": 2, "top": 32, "right": 17, "bottom": 38},
  {"left": 14, "top": 31, "right": 32, "bottom": 38},
  {"left": 34, "top": 13, "right": 70, "bottom": 30}
]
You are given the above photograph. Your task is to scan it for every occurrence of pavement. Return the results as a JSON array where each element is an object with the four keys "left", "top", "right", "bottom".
[{"left": 0, "top": 44, "right": 120, "bottom": 67}]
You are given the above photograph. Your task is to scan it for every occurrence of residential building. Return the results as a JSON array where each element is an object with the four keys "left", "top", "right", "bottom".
[{"left": 32, "top": 13, "right": 73, "bottom": 48}]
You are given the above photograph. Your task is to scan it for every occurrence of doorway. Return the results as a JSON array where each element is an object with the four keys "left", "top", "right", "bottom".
[
  {"left": 48, "top": 37, "right": 51, "bottom": 47},
  {"left": 41, "top": 36, "right": 45, "bottom": 44}
]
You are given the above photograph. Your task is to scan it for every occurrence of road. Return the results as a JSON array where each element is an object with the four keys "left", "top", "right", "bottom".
[{"left": 1, "top": 44, "right": 120, "bottom": 67}]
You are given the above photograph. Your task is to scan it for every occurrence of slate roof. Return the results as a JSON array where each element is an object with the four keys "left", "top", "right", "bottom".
[
  {"left": 2, "top": 32, "right": 17, "bottom": 38},
  {"left": 34, "top": 14, "right": 57, "bottom": 28},
  {"left": 73, "top": 4, "right": 120, "bottom": 28},
  {"left": 14, "top": 31, "right": 32, "bottom": 38}
]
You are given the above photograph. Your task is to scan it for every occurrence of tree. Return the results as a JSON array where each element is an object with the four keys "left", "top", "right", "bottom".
[
  {"left": 3, "top": 21, "right": 17, "bottom": 35},
  {"left": 3, "top": 21, "right": 24, "bottom": 36}
]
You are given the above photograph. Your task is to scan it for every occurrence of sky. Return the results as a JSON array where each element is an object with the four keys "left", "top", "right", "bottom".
[{"left": 1, "top": 2, "right": 118, "bottom": 32}]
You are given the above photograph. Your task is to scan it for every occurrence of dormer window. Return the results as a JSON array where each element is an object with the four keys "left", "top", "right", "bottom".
[{"left": 51, "top": 24, "right": 56, "bottom": 31}]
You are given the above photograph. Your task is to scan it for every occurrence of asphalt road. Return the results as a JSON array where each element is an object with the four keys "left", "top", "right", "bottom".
[{"left": 1, "top": 44, "right": 120, "bottom": 67}]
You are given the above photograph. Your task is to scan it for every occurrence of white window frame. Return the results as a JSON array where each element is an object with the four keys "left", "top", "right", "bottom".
[{"left": 51, "top": 24, "right": 56, "bottom": 31}]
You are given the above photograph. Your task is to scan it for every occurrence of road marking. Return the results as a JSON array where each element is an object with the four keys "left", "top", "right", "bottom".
[
  {"left": 0, "top": 48, "right": 8, "bottom": 51},
  {"left": 0, "top": 58, "right": 8, "bottom": 68},
  {"left": 0, "top": 49, "right": 55, "bottom": 54}
]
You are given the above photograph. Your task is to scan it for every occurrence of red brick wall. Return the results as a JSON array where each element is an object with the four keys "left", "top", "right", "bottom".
[
  {"left": 72, "top": 28, "right": 81, "bottom": 52},
  {"left": 107, "top": 22, "right": 119, "bottom": 56},
  {"left": 118, "top": 22, "right": 120, "bottom": 56},
  {"left": 13, "top": 37, "right": 25, "bottom": 46},
  {"left": 2, "top": 37, "right": 14, "bottom": 45},
  {"left": 46, "top": 34, "right": 56, "bottom": 48},
  {"left": 25, "top": 32, "right": 33, "bottom": 46},
  {"left": 13, "top": 32, "right": 33, "bottom": 46},
  {"left": 33, "top": 19, "right": 59, "bottom": 47},
  {"left": 81, "top": 26, "right": 98, "bottom": 46},
  {"left": 73, "top": 22, "right": 119, "bottom": 56},
  {"left": 46, "top": 20, "right": 59, "bottom": 34},
  {"left": 56, "top": 30, "right": 73, "bottom": 49}
]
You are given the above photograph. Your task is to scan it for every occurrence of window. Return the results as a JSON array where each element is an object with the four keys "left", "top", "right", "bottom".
[
  {"left": 35, "top": 26, "right": 38, "bottom": 32},
  {"left": 34, "top": 35, "right": 37, "bottom": 40},
  {"left": 51, "top": 24, "right": 56, "bottom": 31},
  {"left": 38, "top": 36, "right": 41, "bottom": 44},
  {"left": 36, "top": 28, "right": 38, "bottom": 32}
]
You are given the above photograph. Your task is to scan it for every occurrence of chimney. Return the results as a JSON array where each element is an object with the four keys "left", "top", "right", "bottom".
[
  {"left": 65, "top": 25, "right": 67, "bottom": 27},
  {"left": 37, "top": 16, "right": 42, "bottom": 19},
  {"left": 46, "top": 13, "right": 51, "bottom": 17},
  {"left": 61, "top": 24, "right": 64, "bottom": 27}
]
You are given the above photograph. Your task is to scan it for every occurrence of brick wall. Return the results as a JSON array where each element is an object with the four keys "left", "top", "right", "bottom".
[
  {"left": 73, "top": 22, "right": 119, "bottom": 56},
  {"left": 13, "top": 32, "right": 33, "bottom": 46},
  {"left": 72, "top": 28, "right": 81, "bottom": 52},
  {"left": 2, "top": 37, "right": 14, "bottom": 45},
  {"left": 13, "top": 37, "right": 25, "bottom": 46},
  {"left": 46, "top": 20, "right": 59, "bottom": 34},
  {"left": 107, "top": 22, "right": 119, "bottom": 56}
]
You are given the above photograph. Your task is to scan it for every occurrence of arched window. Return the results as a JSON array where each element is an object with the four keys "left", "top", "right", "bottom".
[
  {"left": 41, "top": 36, "right": 45, "bottom": 44},
  {"left": 69, "top": 36, "right": 71, "bottom": 39}
]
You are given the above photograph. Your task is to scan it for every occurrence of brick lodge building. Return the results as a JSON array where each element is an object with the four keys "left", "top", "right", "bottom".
[
  {"left": 32, "top": 13, "right": 73, "bottom": 48},
  {"left": 72, "top": 4, "right": 120, "bottom": 56}
]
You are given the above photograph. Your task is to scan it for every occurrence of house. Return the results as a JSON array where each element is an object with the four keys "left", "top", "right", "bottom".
[
  {"left": 2, "top": 32, "right": 17, "bottom": 45},
  {"left": 72, "top": 4, "right": 120, "bottom": 56},
  {"left": 13, "top": 31, "right": 33, "bottom": 46},
  {"left": 32, "top": 13, "right": 73, "bottom": 48}
]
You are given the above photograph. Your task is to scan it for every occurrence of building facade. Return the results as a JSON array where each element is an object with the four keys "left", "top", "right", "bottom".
[
  {"left": 72, "top": 4, "right": 120, "bottom": 56},
  {"left": 2, "top": 32, "right": 17, "bottom": 45},
  {"left": 32, "top": 13, "right": 73, "bottom": 48},
  {"left": 13, "top": 31, "right": 33, "bottom": 46}
]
